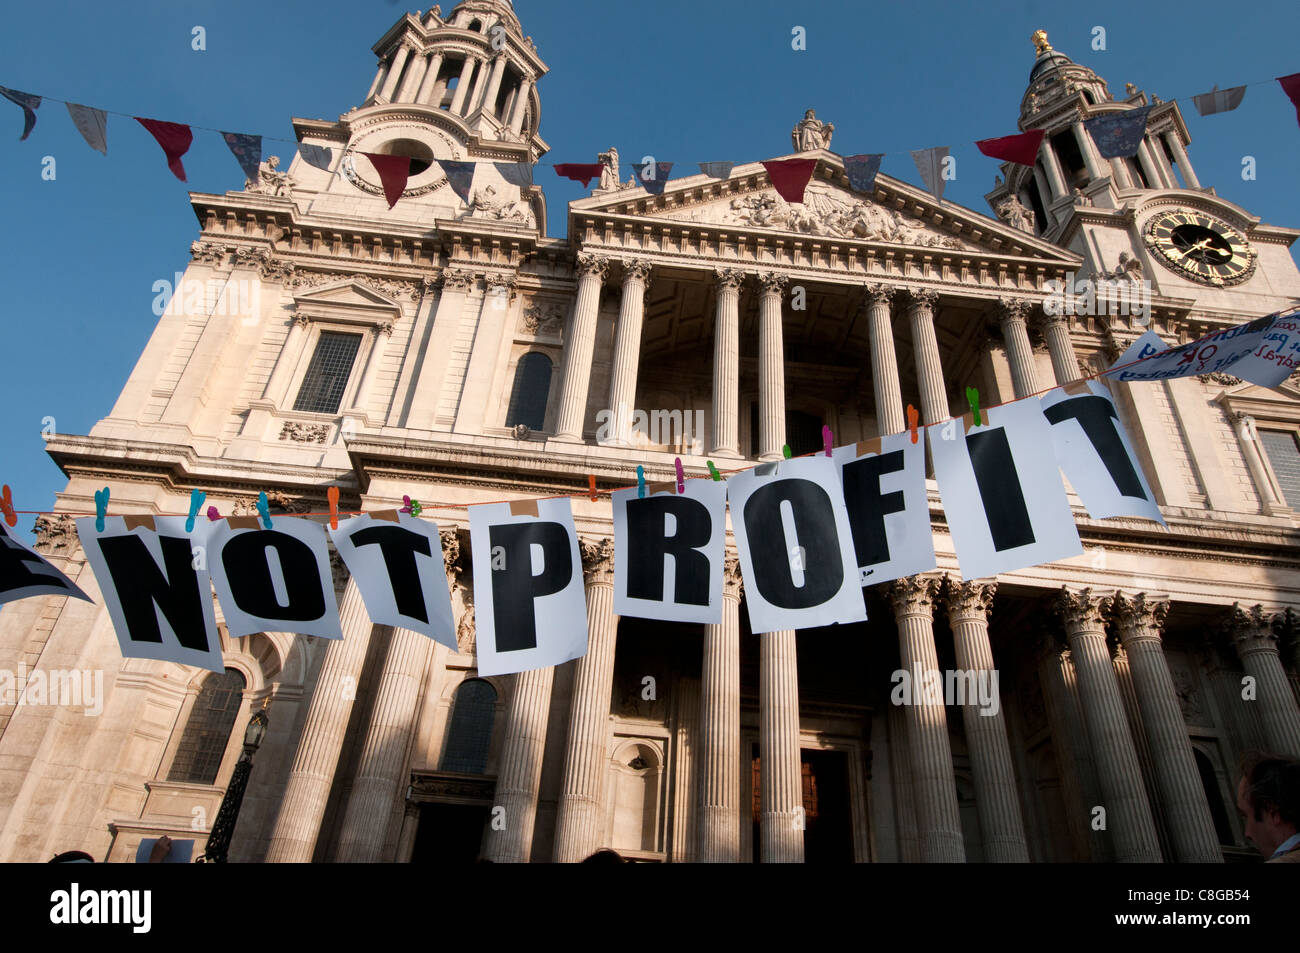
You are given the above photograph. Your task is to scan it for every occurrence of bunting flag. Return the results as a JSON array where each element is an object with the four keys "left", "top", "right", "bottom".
[
  {"left": 66, "top": 103, "right": 107, "bottom": 154},
  {"left": 698, "top": 161, "right": 734, "bottom": 180},
  {"left": 911, "top": 146, "right": 949, "bottom": 201},
  {"left": 439, "top": 159, "right": 476, "bottom": 202},
  {"left": 495, "top": 161, "right": 534, "bottom": 188},
  {"left": 1102, "top": 313, "right": 1284, "bottom": 385},
  {"left": 975, "top": 129, "right": 1045, "bottom": 167},
  {"left": 630, "top": 160, "right": 673, "bottom": 195},
  {"left": 0, "top": 86, "right": 40, "bottom": 140},
  {"left": 1192, "top": 84, "right": 1246, "bottom": 117},
  {"left": 221, "top": 132, "right": 262, "bottom": 182},
  {"left": 554, "top": 163, "right": 604, "bottom": 187},
  {"left": 362, "top": 152, "right": 411, "bottom": 208},
  {"left": 761, "top": 157, "right": 817, "bottom": 203},
  {"left": 298, "top": 143, "right": 333, "bottom": 171},
  {"left": 1083, "top": 106, "right": 1152, "bottom": 158},
  {"left": 135, "top": 117, "right": 193, "bottom": 182},
  {"left": 843, "top": 153, "right": 883, "bottom": 194},
  {"left": 1279, "top": 73, "right": 1300, "bottom": 130}
]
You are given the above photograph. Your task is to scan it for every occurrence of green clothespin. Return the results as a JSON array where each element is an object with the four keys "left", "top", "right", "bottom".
[
  {"left": 707, "top": 461, "right": 721, "bottom": 481},
  {"left": 782, "top": 444, "right": 792, "bottom": 459},
  {"left": 966, "top": 386, "right": 981, "bottom": 427}
]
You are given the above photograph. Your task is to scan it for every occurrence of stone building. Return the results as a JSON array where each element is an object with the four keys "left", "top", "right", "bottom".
[{"left": 1, "top": 5, "right": 1299, "bottom": 863}]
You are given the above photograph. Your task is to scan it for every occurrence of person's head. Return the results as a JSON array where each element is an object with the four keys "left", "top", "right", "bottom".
[
  {"left": 1236, "top": 750, "right": 1300, "bottom": 857},
  {"left": 49, "top": 850, "right": 95, "bottom": 863},
  {"left": 580, "top": 849, "right": 625, "bottom": 865}
]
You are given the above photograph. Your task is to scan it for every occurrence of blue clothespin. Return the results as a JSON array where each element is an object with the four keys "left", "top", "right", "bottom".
[
  {"left": 94, "top": 487, "right": 109, "bottom": 532},
  {"left": 707, "top": 461, "right": 721, "bottom": 481},
  {"left": 636, "top": 466, "right": 646, "bottom": 499},
  {"left": 256, "top": 491, "right": 272, "bottom": 529},
  {"left": 186, "top": 489, "right": 206, "bottom": 533}
]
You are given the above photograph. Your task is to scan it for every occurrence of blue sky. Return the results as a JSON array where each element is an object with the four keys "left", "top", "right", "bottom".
[{"left": 0, "top": 0, "right": 1297, "bottom": 538}]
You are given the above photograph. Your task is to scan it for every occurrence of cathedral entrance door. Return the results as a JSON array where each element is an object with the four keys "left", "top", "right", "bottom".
[
  {"left": 411, "top": 803, "right": 491, "bottom": 863},
  {"left": 750, "top": 746, "right": 855, "bottom": 862}
]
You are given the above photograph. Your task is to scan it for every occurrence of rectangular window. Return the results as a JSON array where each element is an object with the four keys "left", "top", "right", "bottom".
[
  {"left": 1260, "top": 429, "right": 1300, "bottom": 509},
  {"left": 292, "top": 331, "right": 362, "bottom": 414}
]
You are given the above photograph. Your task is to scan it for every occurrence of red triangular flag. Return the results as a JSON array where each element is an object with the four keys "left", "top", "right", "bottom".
[
  {"left": 975, "top": 129, "right": 1045, "bottom": 167},
  {"left": 554, "top": 163, "right": 605, "bottom": 188},
  {"left": 1279, "top": 73, "right": 1300, "bottom": 130},
  {"left": 135, "top": 117, "right": 193, "bottom": 182},
  {"left": 362, "top": 152, "right": 411, "bottom": 208},
  {"left": 761, "top": 158, "right": 818, "bottom": 203}
]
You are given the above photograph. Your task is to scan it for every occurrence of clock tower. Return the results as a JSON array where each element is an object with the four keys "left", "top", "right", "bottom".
[{"left": 985, "top": 30, "right": 1300, "bottom": 321}]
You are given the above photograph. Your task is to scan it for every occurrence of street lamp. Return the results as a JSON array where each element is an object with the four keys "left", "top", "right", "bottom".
[{"left": 201, "top": 697, "right": 270, "bottom": 863}]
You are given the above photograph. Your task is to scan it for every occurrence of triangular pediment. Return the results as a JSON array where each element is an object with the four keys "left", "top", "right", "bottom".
[
  {"left": 292, "top": 280, "right": 402, "bottom": 310},
  {"left": 570, "top": 154, "right": 1079, "bottom": 264}
]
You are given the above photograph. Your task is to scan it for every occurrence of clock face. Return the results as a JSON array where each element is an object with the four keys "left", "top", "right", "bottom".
[{"left": 1143, "top": 210, "right": 1256, "bottom": 286}]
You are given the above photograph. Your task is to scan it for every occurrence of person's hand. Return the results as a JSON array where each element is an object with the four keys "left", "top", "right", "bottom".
[{"left": 148, "top": 835, "right": 173, "bottom": 863}]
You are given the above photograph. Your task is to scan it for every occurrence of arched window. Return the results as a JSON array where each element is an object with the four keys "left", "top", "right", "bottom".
[
  {"left": 440, "top": 679, "right": 497, "bottom": 774},
  {"left": 505, "top": 352, "right": 552, "bottom": 431},
  {"left": 468, "top": 18, "right": 483, "bottom": 31},
  {"left": 168, "top": 668, "right": 246, "bottom": 785}
]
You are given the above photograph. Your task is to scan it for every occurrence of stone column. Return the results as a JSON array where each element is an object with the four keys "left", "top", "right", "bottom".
[
  {"left": 710, "top": 268, "right": 743, "bottom": 457},
  {"left": 697, "top": 555, "right": 743, "bottom": 862},
  {"left": 263, "top": 314, "right": 311, "bottom": 405},
  {"left": 1228, "top": 605, "right": 1300, "bottom": 758},
  {"left": 889, "top": 575, "right": 965, "bottom": 862},
  {"left": 1056, "top": 587, "right": 1163, "bottom": 861},
  {"left": 756, "top": 272, "right": 788, "bottom": 461},
  {"left": 1110, "top": 157, "right": 1134, "bottom": 190},
  {"left": 396, "top": 50, "right": 429, "bottom": 103},
  {"left": 997, "top": 297, "right": 1040, "bottom": 399},
  {"left": 1040, "top": 314, "right": 1082, "bottom": 385},
  {"left": 1031, "top": 165, "right": 1055, "bottom": 228},
  {"left": 416, "top": 52, "right": 445, "bottom": 105},
  {"left": 1165, "top": 133, "right": 1200, "bottom": 189},
  {"left": 886, "top": 703, "right": 920, "bottom": 862},
  {"left": 1072, "top": 122, "right": 1106, "bottom": 181},
  {"left": 1137, "top": 140, "right": 1166, "bottom": 191},
  {"left": 477, "top": 55, "right": 508, "bottom": 116},
  {"left": 365, "top": 60, "right": 387, "bottom": 102},
  {"left": 552, "top": 253, "right": 609, "bottom": 442},
  {"left": 1041, "top": 142, "right": 1069, "bottom": 199},
  {"left": 378, "top": 44, "right": 413, "bottom": 101},
  {"left": 943, "top": 578, "right": 1030, "bottom": 862},
  {"left": 481, "top": 665, "right": 556, "bottom": 862},
  {"left": 759, "top": 628, "right": 803, "bottom": 862},
  {"left": 1112, "top": 592, "right": 1223, "bottom": 862},
  {"left": 606, "top": 261, "right": 653, "bottom": 447},
  {"left": 349, "top": 321, "right": 396, "bottom": 414},
  {"left": 508, "top": 77, "right": 533, "bottom": 134},
  {"left": 553, "top": 540, "right": 619, "bottom": 862},
  {"left": 907, "top": 289, "right": 949, "bottom": 425},
  {"left": 265, "top": 578, "right": 375, "bottom": 862},
  {"left": 865, "top": 283, "right": 905, "bottom": 435},
  {"left": 448, "top": 56, "right": 478, "bottom": 115},
  {"left": 405, "top": 268, "right": 474, "bottom": 431}
]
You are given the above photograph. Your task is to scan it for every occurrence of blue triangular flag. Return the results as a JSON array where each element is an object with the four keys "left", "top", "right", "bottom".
[
  {"left": 631, "top": 160, "right": 673, "bottom": 195},
  {"left": 1083, "top": 106, "right": 1152, "bottom": 159},
  {"left": 844, "top": 154, "right": 883, "bottom": 194},
  {"left": 495, "top": 161, "right": 534, "bottom": 188},
  {"left": 910, "top": 147, "right": 948, "bottom": 201},
  {"left": 0, "top": 86, "right": 40, "bottom": 141},
  {"left": 698, "top": 161, "right": 734, "bottom": 180},
  {"left": 439, "top": 160, "right": 476, "bottom": 202},
  {"left": 298, "top": 144, "right": 333, "bottom": 171},
  {"left": 222, "top": 132, "right": 263, "bottom": 182}
]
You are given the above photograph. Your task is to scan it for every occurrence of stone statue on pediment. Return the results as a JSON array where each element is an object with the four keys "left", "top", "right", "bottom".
[
  {"left": 247, "top": 155, "right": 294, "bottom": 197},
  {"left": 996, "top": 194, "right": 1036, "bottom": 233},
  {"left": 597, "top": 147, "right": 634, "bottom": 192},
  {"left": 466, "top": 184, "right": 534, "bottom": 226},
  {"left": 792, "top": 109, "right": 834, "bottom": 152}
]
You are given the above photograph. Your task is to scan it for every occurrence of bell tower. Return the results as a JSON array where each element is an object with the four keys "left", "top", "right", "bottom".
[{"left": 282, "top": 0, "right": 549, "bottom": 230}]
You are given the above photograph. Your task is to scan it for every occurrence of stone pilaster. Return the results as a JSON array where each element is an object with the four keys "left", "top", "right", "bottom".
[
  {"left": 942, "top": 577, "right": 1030, "bottom": 862},
  {"left": 906, "top": 289, "right": 949, "bottom": 425},
  {"left": 1227, "top": 604, "right": 1300, "bottom": 758},
  {"left": 710, "top": 268, "right": 743, "bottom": 457},
  {"left": 756, "top": 272, "right": 788, "bottom": 461},
  {"left": 265, "top": 577, "right": 374, "bottom": 862},
  {"left": 552, "top": 539, "right": 619, "bottom": 862},
  {"left": 1112, "top": 593, "right": 1223, "bottom": 862},
  {"left": 406, "top": 268, "right": 474, "bottom": 430},
  {"left": 480, "top": 665, "right": 555, "bottom": 862},
  {"left": 864, "top": 284, "right": 905, "bottom": 435},
  {"left": 606, "top": 261, "right": 653, "bottom": 447},
  {"left": 759, "top": 626, "right": 803, "bottom": 862},
  {"left": 997, "top": 297, "right": 1040, "bottom": 399},
  {"left": 889, "top": 575, "right": 965, "bottom": 862},
  {"left": 1056, "top": 587, "right": 1162, "bottom": 862},
  {"left": 697, "top": 554, "right": 743, "bottom": 862},
  {"left": 553, "top": 253, "right": 609, "bottom": 442}
]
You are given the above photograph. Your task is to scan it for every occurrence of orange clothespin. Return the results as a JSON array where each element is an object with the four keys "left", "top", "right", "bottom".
[
  {"left": 327, "top": 486, "right": 340, "bottom": 530},
  {"left": 907, "top": 404, "right": 919, "bottom": 444},
  {"left": 588, "top": 475, "right": 598, "bottom": 501},
  {"left": 0, "top": 485, "right": 16, "bottom": 527}
]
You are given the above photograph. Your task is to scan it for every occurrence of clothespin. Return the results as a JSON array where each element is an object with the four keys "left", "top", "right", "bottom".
[
  {"left": 588, "top": 475, "right": 598, "bottom": 502},
  {"left": 707, "top": 461, "right": 721, "bottom": 481},
  {"left": 327, "top": 487, "right": 340, "bottom": 530},
  {"left": 674, "top": 458, "right": 685, "bottom": 494},
  {"left": 255, "top": 491, "right": 272, "bottom": 529},
  {"left": 782, "top": 444, "right": 792, "bottom": 459},
  {"left": 907, "top": 404, "right": 919, "bottom": 444},
  {"left": 822, "top": 425, "right": 833, "bottom": 457},
  {"left": 206, "top": 505, "right": 221, "bottom": 522},
  {"left": 94, "top": 487, "right": 110, "bottom": 532},
  {"left": 400, "top": 495, "right": 422, "bottom": 517},
  {"left": 966, "top": 387, "right": 981, "bottom": 427},
  {"left": 185, "top": 489, "right": 206, "bottom": 533},
  {"left": 636, "top": 466, "right": 646, "bottom": 499},
  {"left": 0, "top": 485, "right": 16, "bottom": 527}
]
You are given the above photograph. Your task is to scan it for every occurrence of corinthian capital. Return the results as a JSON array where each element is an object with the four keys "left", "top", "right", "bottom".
[
  {"left": 1110, "top": 591, "right": 1169, "bottom": 640},
  {"left": 622, "top": 258, "right": 653, "bottom": 285},
  {"left": 943, "top": 576, "right": 997, "bottom": 622},
  {"left": 714, "top": 267, "right": 745, "bottom": 293},
  {"left": 1225, "top": 602, "right": 1284, "bottom": 657},
  {"left": 440, "top": 267, "right": 475, "bottom": 292},
  {"left": 1056, "top": 586, "right": 1113, "bottom": 633},
  {"left": 906, "top": 288, "right": 940, "bottom": 311},
  {"left": 575, "top": 252, "right": 611, "bottom": 281},
  {"left": 998, "top": 296, "right": 1032, "bottom": 324},
  {"left": 440, "top": 529, "right": 461, "bottom": 577},
  {"left": 888, "top": 574, "right": 942, "bottom": 618},
  {"left": 722, "top": 552, "right": 743, "bottom": 600},
  {"left": 756, "top": 271, "right": 789, "bottom": 296},
  {"left": 863, "top": 282, "right": 895, "bottom": 306},
  {"left": 580, "top": 536, "right": 616, "bottom": 583}
]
